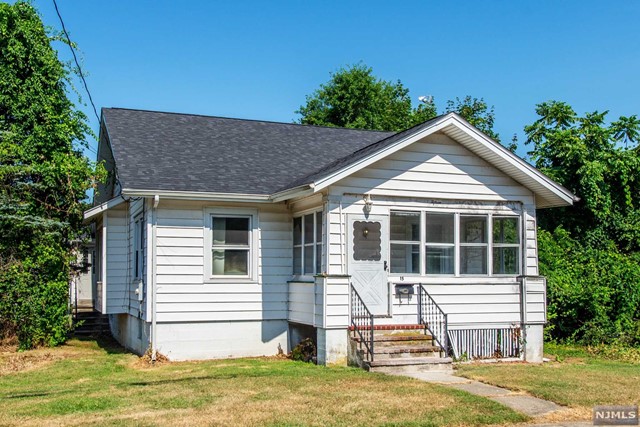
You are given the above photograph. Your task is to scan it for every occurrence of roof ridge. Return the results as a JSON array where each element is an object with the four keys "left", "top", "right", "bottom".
[{"left": 102, "top": 107, "right": 395, "bottom": 134}]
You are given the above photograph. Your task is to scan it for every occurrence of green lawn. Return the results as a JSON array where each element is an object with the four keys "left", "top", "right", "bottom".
[
  {"left": 456, "top": 343, "right": 640, "bottom": 410},
  {"left": 0, "top": 338, "right": 527, "bottom": 427}
]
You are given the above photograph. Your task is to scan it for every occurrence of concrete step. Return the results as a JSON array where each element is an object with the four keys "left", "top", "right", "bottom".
[
  {"left": 367, "top": 356, "right": 453, "bottom": 373},
  {"left": 373, "top": 334, "right": 433, "bottom": 343},
  {"left": 374, "top": 345, "right": 442, "bottom": 358}
]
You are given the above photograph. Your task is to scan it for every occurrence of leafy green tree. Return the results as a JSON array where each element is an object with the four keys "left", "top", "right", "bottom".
[
  {"left": 526, "top": 101, "right": 640, "bottom": 252},
  {"left": 0, "top": 2, "right": 103, "bottom": 348},
  {"left": 296, "top": 64, "right": 503, "bottom": 147},
  {"left": 445, "top": 96, "right": 503, "bottom": 143},
  {"left": 296, "top": 63, "right": 436, "bottom": 131},
  {"left": 527, "top": 101, "right": 640, "bottom": 345}
]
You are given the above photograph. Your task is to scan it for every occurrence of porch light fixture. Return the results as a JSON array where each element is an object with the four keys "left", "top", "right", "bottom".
[
  {"left": 362, "top": 227, "right": 369, "bottom": 238},
  {"left": 363, "top": 194, "right": 373, "bottom": 214}
]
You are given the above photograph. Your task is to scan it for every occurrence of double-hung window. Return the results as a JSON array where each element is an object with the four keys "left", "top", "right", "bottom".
[
  {"left": 293, "top": 211, "right": 322, "bottom": 276},
  {"left": 493, "top": 217, "right": 520, "bottom": 275},
  {"left": 133, "top": 213, "right": 144, "bottom": 279},
  {"left": 390, "top": 211, "right": 420, "bottom": 274},
  {"left": 460, "top": 216, "right": 488, "bottom": 275},
  {"left": 425, "top": 213, "right": 455, "bottom": 275},
  {"left": 210, "top": 215, "right": 251, "bottom": 277}
]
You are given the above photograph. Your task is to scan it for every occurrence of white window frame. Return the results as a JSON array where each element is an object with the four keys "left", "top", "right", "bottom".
[
  {"left": 292, "top": 209, "right": 323, "bottom": 277},
  {"left": 386, "top": 209, "right": 521, "bottom": 278},
  {"left": 491, "top": 215, "right": 522, "bottom": 276},
  {"left": 424, "top": 212, "right": 456, "bottom": 276},
  {"left": 204, "top": 207, "right": 259, "bottom": 283},
  {"left": 459, "top": 215, "right": 489, "bottom": 276},
  {"left": 389, "top": 210, "right": 421, "bottom": 275},
  {"left": 133, "top": 212, "right": 144, "bottom": 280}
]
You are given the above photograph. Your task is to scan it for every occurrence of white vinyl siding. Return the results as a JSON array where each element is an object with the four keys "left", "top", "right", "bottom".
[
  {"left": 326, "top": 131, "right": 539, "bottom": 328},
  {"left": 105, "top": 208, "right": 128, "bottom": 314},
  {"left": 154, "top": 201, "right": 290, "bottom": 322}
]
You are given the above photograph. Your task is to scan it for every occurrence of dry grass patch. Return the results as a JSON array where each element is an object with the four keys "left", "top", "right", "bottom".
[
  {"left": 456, "top": 343, "right": 640, "bottom": 417},
  {"left": 0, "top": 338, "right": 527, "bottom": 427}
]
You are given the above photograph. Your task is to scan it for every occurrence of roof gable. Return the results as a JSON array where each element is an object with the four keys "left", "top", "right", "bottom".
[{"left": 303, "top": 113, "right": 576, "bottom": 208}]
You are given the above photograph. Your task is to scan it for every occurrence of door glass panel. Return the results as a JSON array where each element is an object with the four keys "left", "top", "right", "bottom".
[{"left": 353, "top": 221, "right": 381, "bottom": 261}]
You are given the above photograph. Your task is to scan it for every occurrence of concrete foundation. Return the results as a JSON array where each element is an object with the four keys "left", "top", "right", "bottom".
[
  {"left": 109, "top": 313, "right": 149, "bottom": 355},
  {"left": 317, "top": 328, "right": 348, "bottom": 365},
  {"left": 524, "top": 324, "right": 544, "bottom": 362},
  {"left": 156, "top": 319, "right": 288, "bottom": 361}
]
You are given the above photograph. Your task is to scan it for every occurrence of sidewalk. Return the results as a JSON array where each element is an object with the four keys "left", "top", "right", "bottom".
[{"left": 387, "top": 370, "right": 592, "bottom": 426}]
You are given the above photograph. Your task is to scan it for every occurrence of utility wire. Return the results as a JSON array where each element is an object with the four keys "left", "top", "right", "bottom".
[{"left": 52, "top": 0, "right": 101, "bottom": 126}]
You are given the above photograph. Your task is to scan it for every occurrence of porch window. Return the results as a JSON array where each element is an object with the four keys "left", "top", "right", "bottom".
[
  {"left": 460, "top": 216, "right": 488, "bottom": 275},
  {"left": 390, "top": 211, "right": 420, "bottom": 274},
  {"left": 493, "top": 217, "right": 520, "bottom": 274},
  {"left": 425, "top": 213, "right": 454, "bottom": 275},
  {"left": 293, "top": 211, "right": 322, "bottom": 275},
  {"left": 211, "top": 216, "right": 251, "bottom": 276}
]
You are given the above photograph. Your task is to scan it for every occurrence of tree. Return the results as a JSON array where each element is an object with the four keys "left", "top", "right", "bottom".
[
  {"left": 526, "top": 101, "right": 640, "bottom": 345},
  {"left": 445, "top": 96, "right": 502, "bottom": 143},
  {"left": 525, "top": 101, "right": 640, "bottom": 252},
  {"left": 0, "top": 2, "right": 103, "bottom": 348},
  {"left": 296, "top": 63, "right": 436, "bottom": 132},
  {"left": 296, "top": 64, "right": 503, "bottom": 146}
]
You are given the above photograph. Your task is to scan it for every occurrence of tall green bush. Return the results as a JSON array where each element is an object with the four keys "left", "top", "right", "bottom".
[
  {"left": 0, "top": 2, "right": 102, "bottom": 348},
  {"left": 525, "top": 102, "right": 640, "bottom": 346},
  {"left": 539, "top": 228, "right": 640, "bottom": 345}
]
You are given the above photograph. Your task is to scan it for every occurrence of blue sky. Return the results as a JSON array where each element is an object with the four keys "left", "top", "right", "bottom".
[{"left": 32, "top": 1, "right": 640, "bottom": 159}]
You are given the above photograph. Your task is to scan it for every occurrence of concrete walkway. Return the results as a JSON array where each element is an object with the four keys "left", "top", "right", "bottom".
[{"left": 388, "top": 370, "right": 579, "bottom": 421}]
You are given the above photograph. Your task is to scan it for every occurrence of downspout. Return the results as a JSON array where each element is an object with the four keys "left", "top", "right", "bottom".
[
  {"left": 151, "top": 195, "right": 159, "bottom": 361},
  {"left": 339, "top": 200, "right": 345, "bottom": 274},
  {"left": 520, "top": 203, "right": 528, "bottom": 361}
]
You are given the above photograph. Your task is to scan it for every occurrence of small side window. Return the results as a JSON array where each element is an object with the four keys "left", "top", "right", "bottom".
[{"left": 134, "top": 214, "right": 144, "bottom": 279}]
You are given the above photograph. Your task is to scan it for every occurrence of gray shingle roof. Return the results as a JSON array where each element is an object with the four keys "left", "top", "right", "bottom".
[{"left": 102, "top": 108, "right": 394, "bottom": 195}]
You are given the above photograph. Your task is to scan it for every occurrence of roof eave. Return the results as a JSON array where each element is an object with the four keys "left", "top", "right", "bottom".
[
  {"left": 83, "top": 196, "right": 126, "bottom": 222},
  {"left": 121, "top": 188, "right": 272, "bottom": 203},
  {"left": 269, "top": 184, "right": 315, "bottom": 203},
  {"left": 446, "top": 115, "right": 577, "bottom": 207}
]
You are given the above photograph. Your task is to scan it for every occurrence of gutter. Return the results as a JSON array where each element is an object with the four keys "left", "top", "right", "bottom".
[
  {"left": 269, "top": 184, "right": 314, "bottom": 203},
  {"left": 122, "top": 188, "right": 272, "bottom": 203}
]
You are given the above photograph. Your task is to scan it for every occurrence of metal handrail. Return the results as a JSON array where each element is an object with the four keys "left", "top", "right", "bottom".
[
  {"left": 418, "top": 284, "right": 449, "bottom": 356},
  {"left": 350, "top": 284, "right": 374, "bottom": 361}
]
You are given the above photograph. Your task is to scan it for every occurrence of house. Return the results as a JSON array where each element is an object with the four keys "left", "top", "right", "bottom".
[{"left": 83, "top": 108, "right": 576, "bottom": 366}]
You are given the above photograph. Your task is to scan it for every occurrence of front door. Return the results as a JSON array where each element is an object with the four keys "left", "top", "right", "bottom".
[{"left": 348, "top": 214, "right": 389, "bottom": 316}]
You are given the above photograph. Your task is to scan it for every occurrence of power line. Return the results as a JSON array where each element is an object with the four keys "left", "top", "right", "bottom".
[{"left": 52, "top": 0, "right": 100, "bottom": 126}]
